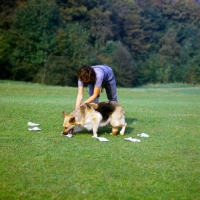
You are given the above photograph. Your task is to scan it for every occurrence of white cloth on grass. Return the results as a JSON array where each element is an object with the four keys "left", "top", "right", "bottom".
[
  {"left": 124, "top": 137, "right": 141, "bottom": 142},
  {"left": 137, "top": 133, "right": 149, "bottom": 138}
]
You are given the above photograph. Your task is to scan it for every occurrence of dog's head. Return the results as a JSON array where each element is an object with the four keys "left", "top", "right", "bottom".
[
  {"left": 62, "top": 111, "right": 76, "bottom": 135},
  {"left": 61, "top": 103, "right": 99, "bottom": 135}
]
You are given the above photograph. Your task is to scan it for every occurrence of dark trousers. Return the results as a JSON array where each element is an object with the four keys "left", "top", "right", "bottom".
[{"left": 88, "top": 67, "right": 118, "bottom": 103}]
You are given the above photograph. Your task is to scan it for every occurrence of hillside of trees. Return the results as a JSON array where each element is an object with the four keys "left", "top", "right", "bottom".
[{"left": 0, "top": 0, "right": 200, "bottom": 87}]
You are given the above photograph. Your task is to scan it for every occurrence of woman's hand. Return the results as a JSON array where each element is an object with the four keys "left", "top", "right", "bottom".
[{"left": 83, "top": 87, "right": 100, "bottom": 104}]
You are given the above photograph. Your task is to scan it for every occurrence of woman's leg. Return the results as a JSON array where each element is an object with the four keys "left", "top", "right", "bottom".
[{"left": 104, "top": 70, "right": 118, "bottom": 102}]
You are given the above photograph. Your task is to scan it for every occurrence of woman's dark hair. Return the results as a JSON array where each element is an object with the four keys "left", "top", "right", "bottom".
[{"left": 77, "top": 65, "right": 96, "bottom": 84}]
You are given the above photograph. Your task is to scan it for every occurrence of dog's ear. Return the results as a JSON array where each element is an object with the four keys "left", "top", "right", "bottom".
[
  {"left": 69, "top": 117, "right": 75, "bottom": 124},
  {"left": 63, "top": 111, "right": 67, "bottom": 117}
]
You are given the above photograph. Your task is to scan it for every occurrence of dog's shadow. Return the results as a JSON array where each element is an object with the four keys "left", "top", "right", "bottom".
[
  {"left": 90, "top": 117, "right": 138, "bottom": 136},
  {"left": 125, "top": 118, "right": 138, "bottom": 135}
]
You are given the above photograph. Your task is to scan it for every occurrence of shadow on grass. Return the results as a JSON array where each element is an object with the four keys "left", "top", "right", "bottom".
[{"left": 70, "top": 117, "right": 137, "bottom": 137}]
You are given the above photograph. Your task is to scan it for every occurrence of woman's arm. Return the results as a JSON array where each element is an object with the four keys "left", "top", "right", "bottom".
[
  {"left": 83, "top": 87, "right": 100, "bottom": 104},
  {"left": 75, "top": 86, "right": 84, "bottom": 109}
]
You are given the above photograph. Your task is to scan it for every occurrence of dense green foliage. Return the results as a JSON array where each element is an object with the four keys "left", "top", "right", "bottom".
[{"left": 0, "top": 0, "right": 200, "bottom": 86}]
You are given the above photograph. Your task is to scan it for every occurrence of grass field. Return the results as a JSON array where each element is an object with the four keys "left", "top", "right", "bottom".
[{"left": 0, "top": 80, "right": 200, "bottom": 200}]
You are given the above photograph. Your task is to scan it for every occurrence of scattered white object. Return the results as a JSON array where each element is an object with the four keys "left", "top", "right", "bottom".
[
  {"left": 137, "top": 133, "right": 149, "bottom": 138},
  {"left": 28, "top": 127, "right": 41, "bottom": 131},
  {"left": 28, "top": 122, "right": 40, "bottom": 126},
  {"left": 61, "top": 132, "right": 73, "bottom": 137},
  {"left": 96, "top": 137, "right": 110, "bottom": 142},
  {"left": 124, "top": 137, "right": 141, "bottom": 142},
  {"left": 65, "top": 133, "right": 73, "bottom": 138}
]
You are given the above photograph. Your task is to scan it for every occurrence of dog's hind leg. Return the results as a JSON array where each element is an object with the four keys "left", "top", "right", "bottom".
[
  {"left": 111, "top": 127, "right": 119, "bottom": 135},
  {"left": 120, "top": 123, "right": 127, "bottom": 135}
]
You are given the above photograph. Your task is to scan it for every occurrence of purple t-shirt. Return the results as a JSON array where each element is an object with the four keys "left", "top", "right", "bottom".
[{"left": 78, "top": 65, "right": 110, "bottom": 87}]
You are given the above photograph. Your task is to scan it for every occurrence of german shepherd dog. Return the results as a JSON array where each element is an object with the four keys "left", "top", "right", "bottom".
[{"left": 62, "top": 101, "right": 127, "bottom": 137}]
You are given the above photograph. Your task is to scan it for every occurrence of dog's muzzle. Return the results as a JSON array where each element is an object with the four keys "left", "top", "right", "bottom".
[{"left": 61, "top": 128, "right": 74, "bottom": 136}]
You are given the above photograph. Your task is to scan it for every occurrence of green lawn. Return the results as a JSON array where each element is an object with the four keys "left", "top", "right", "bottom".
[{"left": 0, "top": 81, "right": 199, "bottom": 200}]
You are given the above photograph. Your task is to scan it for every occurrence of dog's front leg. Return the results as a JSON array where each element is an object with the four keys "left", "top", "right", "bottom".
[
  {"left": 92, "top": 125, "right": 98, "bottom": 138},
  {"left": 92, "top": 119, "right": 100, "bottom": 138}
]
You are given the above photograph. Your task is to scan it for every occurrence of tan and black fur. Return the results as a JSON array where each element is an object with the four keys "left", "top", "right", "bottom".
[{"left": 62, "top": 101, "right": 127, "bottom": 137}]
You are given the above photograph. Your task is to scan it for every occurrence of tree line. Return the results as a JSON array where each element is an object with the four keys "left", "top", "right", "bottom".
[{"left": 0, "top": 0, "right": 200, "bottom": 87}]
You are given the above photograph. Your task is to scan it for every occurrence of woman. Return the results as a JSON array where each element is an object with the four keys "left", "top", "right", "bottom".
[
  {"left": 75, "top": 64, "right": 118, "bottom": 109},
  {"left": 64, "top": 64, "right": 118, "bottom": 136}
]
